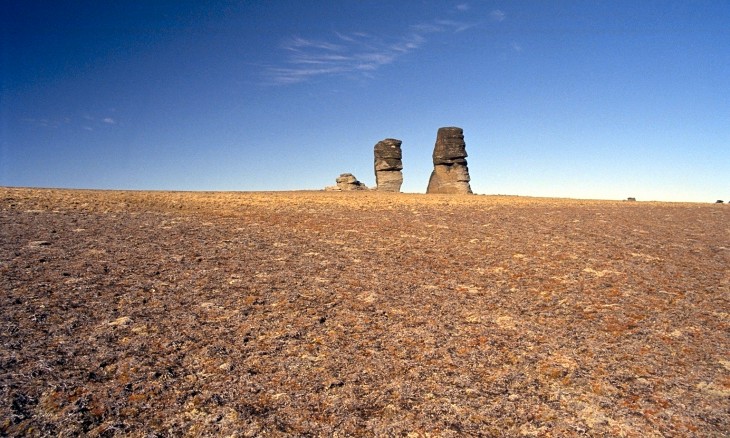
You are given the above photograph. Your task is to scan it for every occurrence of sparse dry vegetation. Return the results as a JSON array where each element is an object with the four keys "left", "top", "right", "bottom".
[{"left": 1, "top": 188, "right": 728, "bottom": 436}]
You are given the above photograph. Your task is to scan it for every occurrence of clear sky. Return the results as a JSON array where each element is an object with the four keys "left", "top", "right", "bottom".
[{"left": 1, "top": 1, "right": 728, "bottom": 201}]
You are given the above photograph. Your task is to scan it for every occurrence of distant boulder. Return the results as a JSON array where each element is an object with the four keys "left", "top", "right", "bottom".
[
  {"left": 325, "top": 173, "right": 368, "bottom": 191},
  {"left": 626, "top": 197, "right": 637, "bottom": 202},
  {"left": 716, "top": 200, "right": 724, "bottom": 204}
]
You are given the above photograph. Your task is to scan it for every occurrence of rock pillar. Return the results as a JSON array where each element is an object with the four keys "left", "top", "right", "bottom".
[
  {"left": 374, "top": 138, "right": 403, "bottom": 192},
  {"left": 426, "top": 127, "right": 472, "bottom": 194}
]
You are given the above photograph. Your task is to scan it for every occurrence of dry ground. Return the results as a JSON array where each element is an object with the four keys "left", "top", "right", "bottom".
[{"left": 1, "top": 187, "right": 728, "bottom": 437}]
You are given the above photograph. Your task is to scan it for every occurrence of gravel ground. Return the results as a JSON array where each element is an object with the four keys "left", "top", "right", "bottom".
[{"left": 1, "top": 188, "right": 728, "bottom": 437}]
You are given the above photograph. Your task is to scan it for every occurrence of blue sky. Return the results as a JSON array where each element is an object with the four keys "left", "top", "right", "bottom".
[{"left": 1, "top": 0, "right": 728, "bottom": 201}]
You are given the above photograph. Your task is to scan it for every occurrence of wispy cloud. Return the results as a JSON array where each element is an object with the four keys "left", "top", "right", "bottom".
[
  {"left": 490, "top": 9, "right": 506, "bottom": 22},
  {"left": 434, "top": 19, "right": 477, "bottom": 33},
  {"left": 456, "top": 3, "right": 470, "bottom": 12},
  {"left": 264, "top": 19, "right": 476, "bottom": 85},
  {"left": 23, "top": 114, "right": 119, "bottom": 130},
  {"left": 21, "top": 117, "right": 69, "bottom": 129}
]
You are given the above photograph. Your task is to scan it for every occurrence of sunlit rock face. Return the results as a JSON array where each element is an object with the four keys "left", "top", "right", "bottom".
[
  {"left": 426, "top": 127, "right": 472, "bottom": 194},
  {"left": 374, "top": 138, "right": 403, "bottom": 192}
]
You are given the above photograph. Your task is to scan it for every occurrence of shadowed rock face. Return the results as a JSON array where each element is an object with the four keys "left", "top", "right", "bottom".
[
  {"left": 427, "top": 127, "right": 472, "bottom": 194},
  {"left": 374, "top": 138, "right": 403, "bottom": 192}
]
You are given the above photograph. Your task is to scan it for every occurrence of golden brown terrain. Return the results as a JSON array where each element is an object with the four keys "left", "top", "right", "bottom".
[{"left": 1, "top": 187, "right": 728, "bottom": 437}]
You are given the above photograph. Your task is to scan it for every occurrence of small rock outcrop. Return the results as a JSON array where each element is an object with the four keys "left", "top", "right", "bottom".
[
  {"left": 325, "top": 173, "right": 368, "bottom": 191},
  {"left": 426, "top": 127, "right": 472, "bottom": 194},
  {"left": 374, "top": 138, "right": 403, "bottom": 192}
]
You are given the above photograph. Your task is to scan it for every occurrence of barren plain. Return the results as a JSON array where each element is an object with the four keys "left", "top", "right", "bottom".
[{"left": 1, "top": 187, "right": 728, "bottom": 437}]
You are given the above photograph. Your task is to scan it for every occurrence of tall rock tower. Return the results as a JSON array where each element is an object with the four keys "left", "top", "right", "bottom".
[
  {"left": 374, "top": 138, "right": 403, "bottom": 192},
  {"left": 426, "top": 127, "right": 472, "bottom": 194}
]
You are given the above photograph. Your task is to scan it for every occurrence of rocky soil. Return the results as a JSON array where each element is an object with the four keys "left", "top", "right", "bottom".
[{"left": 1, "top": 188, "right": 728, "bottom": 437}]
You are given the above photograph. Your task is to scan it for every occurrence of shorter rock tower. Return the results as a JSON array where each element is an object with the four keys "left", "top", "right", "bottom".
[
  {"left": 426, "top": 127, "right": 472, "bottom": 194},
  {"left": 374, "top": 138, "right": 403, "bottom": 192}
]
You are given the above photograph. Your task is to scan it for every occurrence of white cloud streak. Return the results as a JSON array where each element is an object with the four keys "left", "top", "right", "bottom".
[
  {"left": 23, "top": 115, "right": 119, "bottom": 130},
  {"left": 264, "top": 19, "right": 476, "bottom": 85},
  {"left": 21, "top": 117, "right": 68, "bottom": 129},
  {"left": 490, "top": 9, "right": 506, "bottom": 22},
  {"left": 434, "top": 19, "right": 477, "bottom": 33}
]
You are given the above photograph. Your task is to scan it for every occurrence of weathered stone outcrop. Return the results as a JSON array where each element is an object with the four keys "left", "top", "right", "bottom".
[
  {"left": 374, "top": 138, "right": 403, "bottom": 192},
  {"left": 426, "top": 127, "right": 472, "bottom": 194},
  {"left": 325, "top": 173, "right": 368, "bottom": 191}
]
